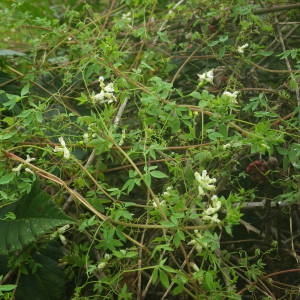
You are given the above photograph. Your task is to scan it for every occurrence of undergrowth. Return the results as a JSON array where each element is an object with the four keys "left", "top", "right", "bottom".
[{"left": 0, "top": 0, "right": 300, "bottom": 299}]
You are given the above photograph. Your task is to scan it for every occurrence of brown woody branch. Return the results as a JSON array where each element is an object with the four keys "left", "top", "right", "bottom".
[{"left": 253, "top": 4, "right": 300, "bottom": 15}]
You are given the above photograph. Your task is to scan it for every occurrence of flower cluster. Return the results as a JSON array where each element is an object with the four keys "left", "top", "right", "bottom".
[
  {"left": 237, "top": 43, "right": 249, "bottom": 54},
  {"left": 202, "top": 195, "right": 222, "bottom": 223},
  {"left": 152, "top": 186, "right": 175, "bottom": 208},
  {"left": 97, "top": 253, "right": 112, "bottom": 270},
  {"left": 194, "top": 170, "right": 216, "bottom": 196},
  {"left": 152, "top": 198, "right": 166, "bottom": 208},
  {"left": 12, "top": 154, "right": 35, "bottom": 175},
  {"left": 189, "top": 228, "right": 221, "bottom": 255},
  {"left": 82, "top": 123, "right": 98, "bottom": 144},
  {"left": 162, "top": 186, "right": 172, "bottom": 197},
  {"left": 222, "top": 90, "right": 239, "bottom": 104},
  {"left": 188, "top": 230, "right": 208, "bottom": 253},
  {"left": 121, "top": 12, "right": 132, "bottom": 22},
  {"left": 197, "top": 69, "right": 214, "bottom": 86},
  {"left": 194, "top": 170, "right": 222, "bottom": 223},
  {"left": 92, "top": 76, "right": 117, "bottom": 105},
  {"left": 54, "top": 137, "right": 70, "bottom": 159},
  {"left": 50, "top": 224, "right": 70, "bottom": 245}
]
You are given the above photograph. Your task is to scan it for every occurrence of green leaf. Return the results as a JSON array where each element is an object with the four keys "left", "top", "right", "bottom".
[
  {"left": 159, "top": 220, "right": 177, "bottom": 228},
  {"left": 113, "top": 249, "right": 137, "bottom": 258},
  {"left": 21, "top": 84, "right": 30, "bottom": 97},
  {"left": 190, "top": 91, "right": 201, "bottom": 100},
  {"left": 204, "top": 270, "right": 215, "bottom": 291},
  {"left": 118, "top": 284, "right": 132, "bottom": 300},
  {"left": 159, "top": 270, "right": 169, "bottom": 289},
  {"left": 122, "top": 178, "right": 141, "bottom": 193},
  {"left": 161, "top": 265, "right": 177, "bottom": 273},
  {"left": 150, "top": 170, "right": 168, "bottom": 179},
  {"left": 258, "top": 50, "right": 273, "bottom": 57},
  {"left": 173, "top": 230, "right": 185, "bottom": 248},
  {"left": 15, "top": 244, "right": 67, "bottom": 300},
  {"left": 143, "top": 173, "right": 151, "bottom": 187},
  {"left": 0, "top": 183, "right": 74, "bottom": 255},
  {"left": 0, "top": 284, "right": 17, "bottom": 292},
  {"left": 111, "top": 208, "right": 133, "bottom": 221},
  {"left": 0, "top": 131, "right": 16, "bottom": 141},
  {"left": 152, "top": 267, "right": 158, "bottom": 284},
  {"left": 0, "top": 173, "right": 15, "bottom": 185}
]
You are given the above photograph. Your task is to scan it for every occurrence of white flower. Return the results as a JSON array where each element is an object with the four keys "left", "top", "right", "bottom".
[
  {"left": 54, "top": 137, "right": 70, "bottom": 159},
  {"left": 121, "top": 12, "right": 131, "bottom": 21},
  {"left": 93, "top": 95, "right": 115, "bottom": 104},
  {"left": 201, "top": 195, "right": 222, "bottom": 223},
  {"left": 103, "top": 82, "right": 114, "bottom": 93},
  {"left": 194, "top": 170, "right": 216, "bottom": 196},
  {"left": 83, "top": 133, "right": 89, "bottom": 143},
  {"left": 237, "top": 43, "right": 249, "bottom": 54},
  {"left": 190, "top": 262, "right": 200, "bottom": 272},
  {"left": 202, "top": 213, "right": 221, "bottom": 223},
  {"left": 97, "top": 253, "right": 111, "bottom": 269},
  {"left": 188, "top": 231, "right": 208, "bottom": 253},
  {"left": 163, "top": 186, "right": 173, "bottom": 197},
  {"left": 12, "top": 164, "right": 23, "bottom": 174},
  {"left": 152, "top": 199, "right": 165, "bottom": 208},
  {"left": 204, "top": 195, "right": 221, "bottom": 215},
  {"left": 92, "top": 77, "right": 117, "bottom": 105},
  {"left": 93, "top": 91, "right": 105, "bottom": 102},
  {"left": 197, "top": 69, "right": 214, "bottom": 85},
  {"left": 97, "top": 262, "right": 107, "bottom": 269},
  {"left": 188, "top": 239, "right": 202, "bottom": 253},
  {"left": 57, "top": 224, "right": 70, "bottom": 233},
  {"left": 59, "top": 234, "right": 67, "bottom": 245},
  {"left": 223, "top": 143, "right": 231, "bottom": 149},
  {"left": 104, "top": 253, "right": 111, "bottom": 260},
  {"left": 98, "top": 76, "right": 105, "bottom": 88},
  {"left": 222, "top": 91, "right": 239, "bottom": 103},
  {"left": 12, "top": 154, "right": 36, "bottom": 174},
  {"left": 25, "top": 168, "right": 34, "bottom": 175},
  {"left": 25, "top": 154, "right": 36, "bottom": 163}
]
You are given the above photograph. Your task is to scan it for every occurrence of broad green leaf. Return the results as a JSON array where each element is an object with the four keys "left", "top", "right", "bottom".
[
  {"left": 190, "top": 91, "right": 201, "bottom": 100},
  {"left": 173, "top": 230, "right": 185, "bottom": 248},
  {"left": 111, "top": 208, "right": 133, "bottom": 221},
  {"left": 159, "top": 270, "right": 169, "bottom": 288},
  {"left": 0, "top": 183, "right": 74, "bottom": 255},
  {"left": 0, "top": 284, "right": 17, "bottom": 292},
  {"left": 0, "top": 173, "right": 15, "bottom": 185},
  {"left": 15, "top": 245, "right": 67, "bottom": 300},
  {"left": 122, "top": 178, "right": 140, "bottom": 193},
  {"left": 150, "top": 170, "right": 168, "bottom": 179},
  {"left": 20, "top": 84, "right": 30, "bottom": 97},
  {"left": 0, "top": 132, "right": 16, "bottom": 141},
  {"left": 143, "top": 173, "right": 151, "bottom": 187}
]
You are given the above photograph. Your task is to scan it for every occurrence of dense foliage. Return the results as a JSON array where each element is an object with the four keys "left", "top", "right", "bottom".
[{"left": 0, "top": 0, "right": 300, "bottom": 299}]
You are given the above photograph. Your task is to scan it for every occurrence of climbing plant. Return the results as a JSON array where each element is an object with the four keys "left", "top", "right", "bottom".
[{"left": 0, "top": 0, "right": 299, "bottom": 299}]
